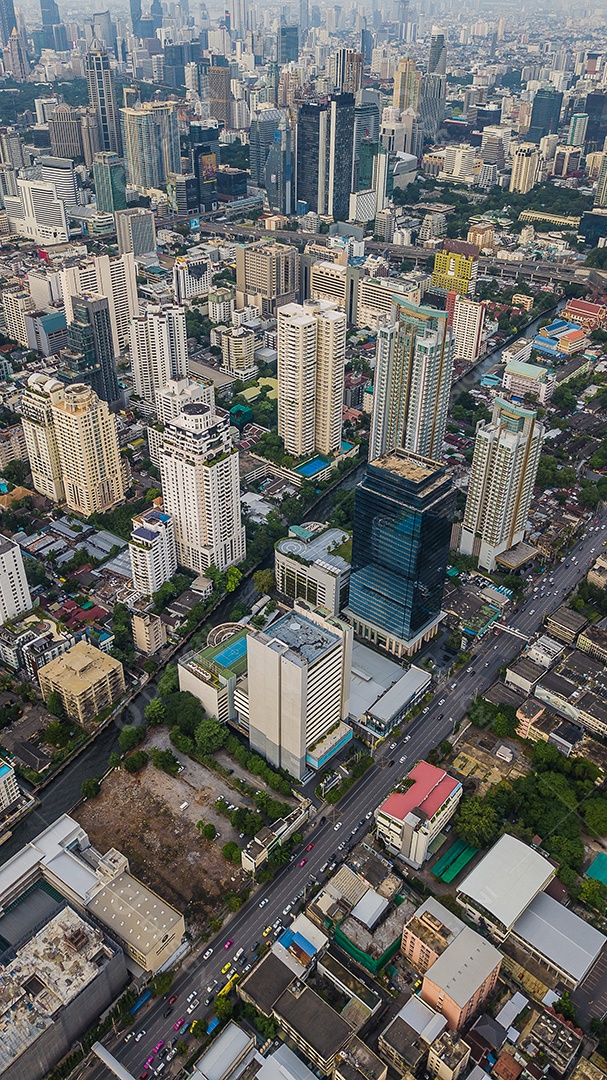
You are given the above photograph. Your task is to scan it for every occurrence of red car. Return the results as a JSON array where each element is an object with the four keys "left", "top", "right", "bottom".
[
  {"left": 169, "top": 994, "right": 178, "bottom": 1004},
  {"left": 306, "top": 842, "right": 314, "bottom": 851},
  {"left": 224, "top": 938, "right": 234, "bottom": 950},
  {"left": 299, "top": 859, "right": 307, "bottom": 867}
]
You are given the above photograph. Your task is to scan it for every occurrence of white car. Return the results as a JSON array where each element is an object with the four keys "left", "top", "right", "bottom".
[
  {"left": 203, "top": 948, "right": 213, "bottom": 960},
  {"left": 187, "top": 991, "right": 197, "bottom": 1003},
  {"left": 124, "top": 1032, "right": 134, "bottom": 1043},
  {"left": 400, "top": 755, "right": 406, "bottom": 763},
  {"left": 187, "top": 999, "right": 199, "bottom": 1014},
  {"left": 259, "top": 897, "right": 269, "bottom": 907},
  {"left": 334, "top": 821, "right": 343, "bottom": 831},
  {"left": 135, "top": 1030, "right": 146, "bottom": 1042},
  {"left": 283, "top": 904, "right": 292, "bottom": 915},
  {"left": 404, "top": 735, "right": 411, "bottom": 742},
  {"left": 422, "top": 706, "right": 429, "bottom": 714},
  {"left": 438, "top": 698, "right": 445, "bottom": 706}
]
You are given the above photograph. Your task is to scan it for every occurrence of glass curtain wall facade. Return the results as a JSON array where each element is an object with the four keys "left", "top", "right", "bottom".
[{"left": 348, "top": 450, "right": 454, "bottom": 654}]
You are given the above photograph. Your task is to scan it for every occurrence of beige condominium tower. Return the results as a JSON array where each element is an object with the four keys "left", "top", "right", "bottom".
[{"left": 51, "top": 383, "right": 126, "bottom": 517}]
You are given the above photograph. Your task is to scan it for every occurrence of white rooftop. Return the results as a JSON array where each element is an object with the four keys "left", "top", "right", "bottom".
[
  {"left": 192, "top": 1022, "right": 253, "bottom": 1080},
  {"left": 512, "top": 892, "right": 606, "bottom": 983},
  {"left": 423, "top": 926, "right": 502, "bottom": 1006},
  {"left": 457, "top": 834, "right": 555, "bottom": 930}
]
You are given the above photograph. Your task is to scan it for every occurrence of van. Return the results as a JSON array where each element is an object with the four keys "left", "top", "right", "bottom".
[{"left": 179, "top": 802, "right": 189, "bottom": 811}]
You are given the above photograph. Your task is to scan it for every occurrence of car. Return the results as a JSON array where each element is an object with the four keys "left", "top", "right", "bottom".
[
  {"left": 125, "top": 1032, "right": 134, "bottom": 1043},
  {"left": 205, "top": 995, "right": 214, "bottom": 1006},
  {"left": 145, "top": 1057, "right": 155, "bottom": 1068},
  {"left": 438, "top": 698, "right": 446, "bottom": 705},
  {"left": 400, "top": 755, "right": 406, "bottom": 763},
  {"left": 166, "top": 1050, "right": 177, "bottom": 1062},
  {"left": 179, "top": 1022, "right": 189, "bottom": 1036},
  {"left": 135, "top": 1031, "right": 146, "bottom": 1042},
  {"left": 404, "top": 734, "right": 411, "bottom": 742},
  {"left": 451, "top": 682, "right": 458, "bottom": 689},
  {"left": 334, "top": 821, "right": 342, "bottom": 831},
  {"left": 306, "top": 842, "right": 314, "bottom": 851},
  {"left": 388, "top": 759, "right": 395, "bottom": 766},
  {"left": 467, "top": 666, "right": 473, "bottom": 673},
  {"left": 140, "top": 1072, "right": 149, "bottom": 1080},
  {"left": 243, "top": 963, "right": 251, "bottom": 974},
  {"left": 484, "top": 661, "right": 489, "bottom": 667},
  {"left": 389, "top": 742, "right": 397, "bottom": 749},
  {"left": 153, "top": 1042, "right": 165, "bottom": 1053},
  {"left": 529, "top": 609, "right": 535, "bottom": 615},
  {"left": 224, "top": 938, "right": 234, "bottom": 950},
  {"left": 366, "top": 810, "right": 373, "bottom": 819},
  {"left": 187, "top": 991, "right": 197, "bottom": 1003},
  {"left": 163, "top": 1007, "right": 173, "bottom": 1018},
  {"left": 338, "top": 841, "right": 346, "bottom": 850},
  {"left": 422, "top": 706, "right": 429, "bottom": 714},
  {"left": 173, "top": 1018, "right": 185, "bottom": 1031},
  {"left": 437, "top": 714, "right": 443, "bottom": 721},
  {"left": 187, "top": 1000, "right": 199, "bottom": 1014},
  {"left": 358, "top": 819, "right": 364, "bottom": 826},
  {"left": 299, "top": 858, "right": 307, "bottom": 867},
  {"left": 203, "top": 948, "right": 213, "bottom": 960},
  {"left": 206, "top": 980, "right": 218, "bottom": 993},
  {"left": 221, "top": 962, "right": 231, "bottom": 974},
  {"left": 259, "top": 897, "right": 269, "bottom": 907},
  {"left": 263, "top": 925, "right": 272, "bottom": 936},
  {"left": 169, "top": 994, "right": 178, "bottom": 1005},
  {"left": 273, "top": 918, "right": 282, "bottom": 929},
  {"left": 283, "top": 904, "right": 292, "bottom": 915}
]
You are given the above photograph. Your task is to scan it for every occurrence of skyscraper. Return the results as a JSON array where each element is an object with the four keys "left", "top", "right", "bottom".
[
  {"left": 277, "top": 299, "right": 346, "bottom": 458},
  {"left": 51, "top": 383, "right": 125, "bottom": 516},
  {"left": 86, "top": 39, "right": 122, "bottom": 156},
  {"left": 93, "top": 151, "right": 126, "bottom": 213},
  {"left": 0, "top": 537, "right": 31, "bottom": 625},
  {"left": 115, "top": 207, "right": 156, "bottom": 256},
  {"left": 568, "top": 112, "right": 588, "bottom": 147},
  {"left": 130, "top": 304, "right": 187, "bottom": 412},
  {"left": 247, "top": 601, "right": 353, "bottom": 779},
  {"left": 0, "top": 0, "right": 17, "bottom": 45},
  {"left": 509, "top": 142, "right": 540, "bottom": 193},
  {"left": 64, "top": 294, "right": 119, "bottom": 405},
  {"left": 459, "top": 398, "right": 544, "bottom": 571},
  {"left": 130, "top": 0, "right": 142, "bottom": 37},
  {"left": 158, "top": 401, "right": 246, "bottom": 573},
  {"left": 21, "top": 374, "right": 66, "bottom": 503},
  {"left": 250, "top": 106, "right": 285, "bottom": 185},
  {"left": 393, "top": 55, "right": 420, "bottom": 112},
  {"left": 428, "top": 32, "right": 447, "bottom": 75},
  {"left": 352, "top": 88, "right": 381, "bottom": 191},
  {"left": 334, "top": 48, "right": 364, "bottom": 94},
  {"left": 328, "top": 93, "right": 355, "bottom": 221},
  {"left": 265, "top": 114, "right": 293, "bottom": 216},
  {"left": 451, "top": 295, "right": 486, "bottom": 363},
  {"left": 369, "top": 297, "right": 453, "bottom": 463},
  {"left": 278, "top": 25, "right": 298, "bottom": 64},
  {"left": 595, "top": 154, "right": 607, "bottom": 208},
  {"left": 296, "top": 101, "right": 330, "bottom": 213},
  {"left": 347, "top": 450, "right": 455, "bottom": 657},
  {"left": 419, "top": 73, "right": 446, "bottom": 140},
  {"left": 121, "top": 102, "right": 180, "bottom": 192},
  {"left": 4, "top": 28, "right": 28, "bottom": 79},
  {"left": 208, "top": 62, "right": 232, "bottom": 126},
  {"left": 235, "top": 241, "right": 299, "bottom": 317},
  {"left": 527, "top": 87, "right": 563, "bottom": 143},
  {"left": 40, "top": 0, "right": 59, "bottom": 47},
  {"left": 59, "top": 251, "right": 138, "bottom": 354}
]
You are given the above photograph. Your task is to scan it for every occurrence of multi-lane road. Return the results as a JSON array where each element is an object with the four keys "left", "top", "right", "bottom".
[{"left": 85, "top": 512, "right": 607, "bottom": 1080}]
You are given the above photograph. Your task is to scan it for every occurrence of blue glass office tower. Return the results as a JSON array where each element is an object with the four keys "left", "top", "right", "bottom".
[{"left": 347, "top": 450, "right": 454, "bottom": 658}]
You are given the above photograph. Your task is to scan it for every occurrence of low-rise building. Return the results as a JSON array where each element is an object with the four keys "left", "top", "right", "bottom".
[
  {"left": 378, "top": 996, "right": 447, "bottom": 1077},
  {"left": 375, "top": 761, "right": 462, "bottom": 868},
  {"left": 38, "top": 641, "right": 125, "bottom": 727},
  {"left": 509, "top": 891, "right": 606, "bottom": 988},
  {"left": 272, "top": 982, "right": 353, "bottom": 1074},
  {"left": 456, "top": 834, "right": 555, "bottom": 937},
  {"left": 505, "top": 657, "right": 545, "bottom": 695},
  {"left": 526, "top": 635, "right": 564, "bottom": 669},
  {"left": 545, "top": 604, "right": 588, "bottom": 644},
  {"left": 502, "top": 360, "right": 555, "bottom": 404},
  {"left": 274, "top": 522, "right": 351, "bottom": 617},
  {"left": 427, "top": 1031, "right": 471, "bottom": 1080},
  {"left": 577, "top": 625, "right": 607, "bottom": 665},
  {"left": 401, "top": 897, "right": 467, "bottom": 973},
  {"left": 420, "top": 926, "right": 502, "bottom": 1031},
  {"left": 588, "top": 554, "right": 607, "bottom": 590},
  {"left": 132, "top": 611, "right": 167, "bottom": 655}
]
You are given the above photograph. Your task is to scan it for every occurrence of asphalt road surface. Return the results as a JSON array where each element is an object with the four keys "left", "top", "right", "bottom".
[{"left": 82, "top": 511, "right": 607, "bottom": 1079}]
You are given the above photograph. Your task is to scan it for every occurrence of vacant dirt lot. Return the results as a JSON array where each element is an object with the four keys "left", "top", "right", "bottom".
[{"left": 75, "top": 764, "right": 248, "bottom": 927}]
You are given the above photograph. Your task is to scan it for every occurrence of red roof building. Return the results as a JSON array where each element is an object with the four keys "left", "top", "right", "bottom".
[{"left": 375, "top": 761, "right": 462, "bottom": 868}]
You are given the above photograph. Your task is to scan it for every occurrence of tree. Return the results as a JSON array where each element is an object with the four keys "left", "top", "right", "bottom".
[
  {"left": 46, "top": 690, "right": 65, "bottom": 719},
  {"left": 195, "top": 716, "right": 228, "bottom": 755},
  {"left": 81, "top": 777, "right": 100, "bottom": 798},
  {"left": 203, "top": 822, "right": 217, "bottom": 840},
  {"left": 226, "top": 566, "right": 242, "bottom": 593},
  {"left": 227, "top": 895, "right": 243, "bottom": 911},
  {"left": 108, "top": 752, "right": 122, "bottom": 769},
  {"left": 157, "top": 664, "right": 179, "bottom": 697},
  {"left": 145, "top": 698, "right": 166, "bottom": 725},
  {"left": 163, "top": 691, "right": 203, "bottom": 734},
  {"left": 253, "top": 569, "right": 275, "bottom": 595},
  {"left": 124, "top": 749, "right": 148, "bottom": 772},
  {"left": 150, "top": 746, "right": 179, "bottom": 775},
  {"left": 492, "top": 712, "right": 517, "bottom": 737},
  {"left": 455, "top": 797, "right": 500, "bottom": 848},
  {"left": 151, "top": 971, "right": 173, "bottom": 996},
  {"left": 118, "top": 724, "right": 144, "bottom": 752},
  {"left": 584, "top": 798, "right": 607, "bottom": 837},
  {"left": 579, "top": 878, "right": 607, "bottom": 911},
  {"left": 213, "top": 995, "right": 234, "bottom": 1021}
]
